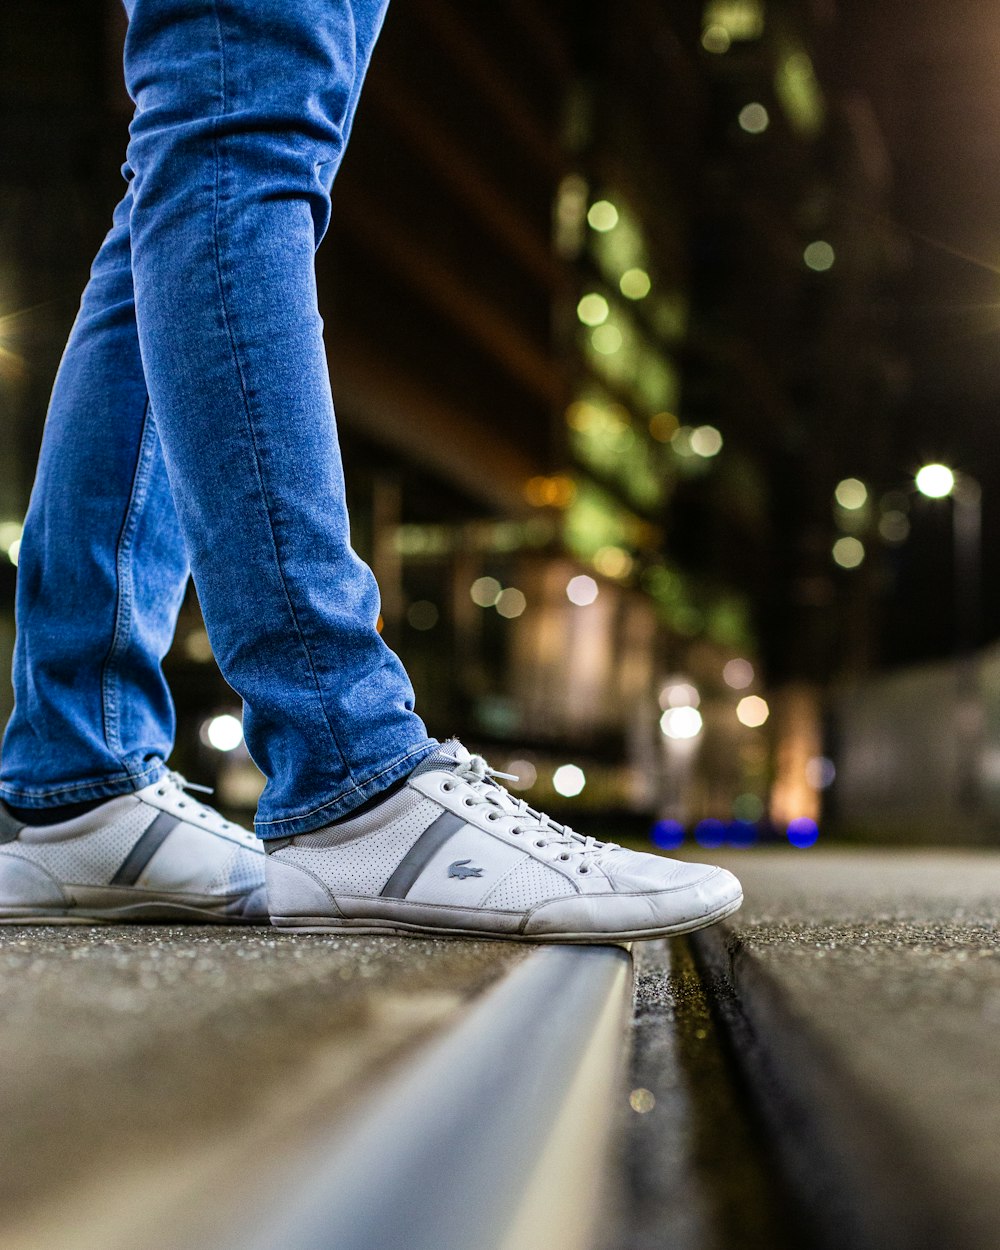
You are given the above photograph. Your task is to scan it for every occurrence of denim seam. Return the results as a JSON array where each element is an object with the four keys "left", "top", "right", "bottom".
[
  {"left": 99, "top": 400, "right": 157, "bottom": 777},
  {"left": 0, "top": 758, "right": 166, "bottom": 802},
  {"left": 255, "top": 739, "right": 438, "bottom": 828},
  {"left": 208, "top": 0, "right": 351, "bottom": 781}
]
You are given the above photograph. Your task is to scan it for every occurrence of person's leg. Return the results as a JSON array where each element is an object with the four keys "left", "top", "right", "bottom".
[
  {"left": 0, "top": 186, "right": 189, "bottom": 809},
  {"left": 0, "top": 182, "right": 270, "bottom": 922},
  {"left": 124, "top": 0, "right": 436, "bottom": 837}
]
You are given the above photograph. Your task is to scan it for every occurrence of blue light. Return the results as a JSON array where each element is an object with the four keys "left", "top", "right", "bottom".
[
  {"left": 787, "top": 817, "right": 819, "bottom": 849},
  {"left": 727, "top": 820, "right": 758, "bottom": 849},
  {"left": 651, "top": 819, "right": 685, "bottom": 851},
  {"left": 694, "top": 818, "right": 726, "bottom": 849}
]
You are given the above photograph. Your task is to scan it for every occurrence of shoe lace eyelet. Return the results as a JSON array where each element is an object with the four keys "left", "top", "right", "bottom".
[
  {"left": 578, "top": 867, "right": 589, "bottom": 875},
  {"left": 486, "top": 811, "right": 499, "bottom": 821},
  {"left": 512, "top": 826, "right": 522, "bottom": 835},
  {"left": 442, "top": 781, "right": 454, "bottom": 791},
  {"left": 535, "top": 840, "right": 547, "bottom": 848},
  {"left": 156, "top": 789, "right": 165, "bottom": 797},
  {"left": 463, "top": 797, "right": 475, "bottom": 807},
  {"left": 559, "top": 853, "right": 570, "bottom": 861}
]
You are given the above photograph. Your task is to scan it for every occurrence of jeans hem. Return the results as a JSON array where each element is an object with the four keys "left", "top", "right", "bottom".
[
  {"left": 0, "top": 759, "right": 168, "bottom": 807},
  {"left": 254, "top": 738, "right": 440, "bottom": 838}
]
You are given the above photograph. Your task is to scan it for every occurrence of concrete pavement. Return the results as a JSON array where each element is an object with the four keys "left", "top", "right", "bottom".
[
  {"left": 1, "top": 851, "right": 998, "bottom": 1249},
  {"left": 0, "top": 926, "right": 523, "bottom": 1249},
  {"left": 691, "top": 848, "right": 1000, "bottom": 1250}
]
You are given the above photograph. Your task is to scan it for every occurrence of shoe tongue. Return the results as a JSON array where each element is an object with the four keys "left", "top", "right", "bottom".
[{"left": 410, "top": 739, "right": 471, "bottom": 777}]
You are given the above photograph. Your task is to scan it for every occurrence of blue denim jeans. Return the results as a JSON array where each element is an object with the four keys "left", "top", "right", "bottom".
[{"left": 0, "top": 0, "right": 438, "bottom": 836}]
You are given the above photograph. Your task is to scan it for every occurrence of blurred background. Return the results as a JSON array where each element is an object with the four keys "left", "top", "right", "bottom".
[{"left": 2, "top": 0, "right": 1000, "bottom": 849}]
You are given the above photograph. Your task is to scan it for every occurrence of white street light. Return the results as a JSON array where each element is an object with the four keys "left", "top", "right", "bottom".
[{"left": 915, "top": 463, "right": 955, "bottom": 499}]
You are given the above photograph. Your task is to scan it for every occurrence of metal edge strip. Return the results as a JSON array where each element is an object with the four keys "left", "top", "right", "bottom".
[{"left": 233, "top": 943, "right": 633, "bottom": 1250}]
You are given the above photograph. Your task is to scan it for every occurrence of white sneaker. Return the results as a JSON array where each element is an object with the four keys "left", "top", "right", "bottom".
[
  {"left": 266, "top": 742, "right": 743, "bottom": 942},
  {"left": 0, "top": 772, "right": 267, "bottom": 923}
]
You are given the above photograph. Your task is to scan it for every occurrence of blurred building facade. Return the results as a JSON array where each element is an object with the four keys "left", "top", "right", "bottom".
[{"left": 0, "top": 0, "right": 904, "bottom": 834}]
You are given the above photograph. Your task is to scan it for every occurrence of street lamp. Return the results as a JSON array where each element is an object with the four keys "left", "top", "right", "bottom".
[
  {"left": 914, "top": 463, "right": 955, "bottom": 500},
  {"left": 914, "top": 463, "right": 981, "bottom": 656},
  {"left": 915, "top": 462, "right": 982, "bottom": 811}
]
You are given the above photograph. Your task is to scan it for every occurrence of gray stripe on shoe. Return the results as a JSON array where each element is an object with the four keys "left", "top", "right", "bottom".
[
  {"left": 381, "top": 811, "right": 466, "bottom": 899},
  {"left": 110, "top": 812, "right": 179, "bottom": 885}
]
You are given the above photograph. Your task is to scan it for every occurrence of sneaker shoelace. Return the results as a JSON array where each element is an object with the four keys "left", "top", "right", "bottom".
[
  {"left": 450, "top": 754, "right": 619, "bottom": 873},
  {"left": 153, "top": 771, "right": 256, "bottom": 844}
]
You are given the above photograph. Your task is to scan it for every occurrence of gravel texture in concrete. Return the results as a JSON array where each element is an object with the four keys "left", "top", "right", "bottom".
[
  {"left": 693, "top": 848, "right": 1000, "bottom": 1250},
  {"left": 0, "top": 925, "right": 523, "bottom": 1249}
]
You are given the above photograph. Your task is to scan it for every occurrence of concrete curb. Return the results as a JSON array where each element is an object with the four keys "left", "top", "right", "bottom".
[
  {"left": 690, "top": 923, "right": 971, "bottom": 1250},
  {"left": 232, "top": 943, "right": 633, "bottom": 1250}
]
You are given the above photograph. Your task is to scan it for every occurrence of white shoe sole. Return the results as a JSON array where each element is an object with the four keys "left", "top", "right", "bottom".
[
  {"left": 0, "top": 898, "right": 267, "bottom": 925},
  {"left": 268, "top": 891, "right": 743, "bottom": 942}
]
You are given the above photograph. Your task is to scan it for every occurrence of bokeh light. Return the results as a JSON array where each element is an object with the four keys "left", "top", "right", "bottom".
[
  {"left": 470, "top": 576, "right": 501, "bottom": 607},
  {"left": 736, "top": 695, "right": 769, "bottom": 727},
  {"left": 553, "top": 764, "right": 586, "bottom": 797},
  {"left": 577, "top": 292, "right": 609, "bottom": 326},
  {"left": 739, "top": 103, "right": 769, "bottom": 134},
  {"left": 805, "top": 756, "right": 837, "bottom": 788},
  {"left": 804, "top": 240, "right": 835, "bottom": 271},
  {"left": 660, "top": 706, "right": 704, "bottom": 740},
  {"left": 787, "top": 816, "right": 820, "bottom": 848},
  {"left": 593, "top": 545, "right": 633, "bottom": 578},
  {"left": 879, "top": 510, "right": 910, "bottom": 543},
  {"left": 727, "top": 820, "right": 758, "bottom": 848},
  {"left": 915, "top": 463, "right": 955, "bottom": 498},
  {"left": 406, "top": 600, "right": 439, "bottom": 630},
  {"left": 701, "top": 23, "right": 731, "bottom": 53},
  {"left": 495, "top": 587, "right": 526, "bottom": 619},
  {"left": 694, "top": 818, "right": 726, "bottom": 848},
  {"left": 505, "top": 759, "right": 537, "bottom": 791},
  {"left": 203, "top": 713, "right": 243, "bottom": 752},
  {"left": 690, "top": 425, "right": 723, "bottom": 457},
  {"left": 592, "top": 324, "right": 623, "bottom": 354},
  {"left": 649, "top": 411, "right": 679, "bottom": 442},
  {"left": 724, "top": 658, "right": 755, "bottom": 689},
  {"left": 832, "top": 536, "right": 865, "bottom": 569},
  {"left": 651, "top": 819, "right": 685, "bottom": 850},
  {"left": 733, "top": 792, "right": 764, "bottom": 821},
  {"left": 619, "top": 268, "right": 651, "bottom": 300},
  {"left": 835, "top": 477, "right": 867, "bottom": 510},
  {"left": 566, "top": 574, "right": 599, "bottom": 606},
  {"left": 587, "top": 200, "right": 619, "bottom": 232},
  {"left": 659, "top": 680, "right": 700, "bottom": 709}
]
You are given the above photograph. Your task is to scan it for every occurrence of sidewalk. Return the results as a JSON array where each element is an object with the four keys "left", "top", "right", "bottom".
[
  {"left": 1, "top": 850, "right": 996, "bottom": 1250},
  {"left": 690, "top": 848, "right": 1000, "bottom": 1250},
  {"left": 0, "top": 928, "right": 523, "bottom": 1249}
]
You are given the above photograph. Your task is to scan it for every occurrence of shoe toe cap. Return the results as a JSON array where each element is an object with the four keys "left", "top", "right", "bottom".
[
  {"left": 604, "top": 851, "right": 732, "bottom": 894},
  {"left": 523, "top": 862, "right": 742, "bottom": 937}
]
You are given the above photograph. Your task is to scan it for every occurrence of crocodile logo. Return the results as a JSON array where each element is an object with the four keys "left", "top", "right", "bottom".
[{"left": 448, "top": 859, "right": 484, "bottom": 880}]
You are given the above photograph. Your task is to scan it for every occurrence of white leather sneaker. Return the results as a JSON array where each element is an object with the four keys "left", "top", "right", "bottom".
[
  {"left": 266, "top": 742, "right": 743, "bottom": 942},
  {"left": 0, "top": 772, "right": 267, "bottom": 923}
]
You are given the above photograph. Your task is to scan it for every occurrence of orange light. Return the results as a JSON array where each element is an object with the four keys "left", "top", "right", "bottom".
[{"left": 524, "top": 475, "right": 577, "bottom": 509}]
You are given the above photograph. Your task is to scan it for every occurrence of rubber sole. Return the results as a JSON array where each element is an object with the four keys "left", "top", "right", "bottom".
[
  {"left": 0, "top": 901, "right": 268, "bottom": 925},
  {"left": 269, "top": 892, "right": 744, "bottom": 943}
]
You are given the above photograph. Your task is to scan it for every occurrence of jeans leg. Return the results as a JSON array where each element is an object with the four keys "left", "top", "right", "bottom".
[
  {"left": 125, "top": 0, "right": 437, "bottom": 836},
  {"left": 0, "top": 187, "right": 189, "bottom": 807}
]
